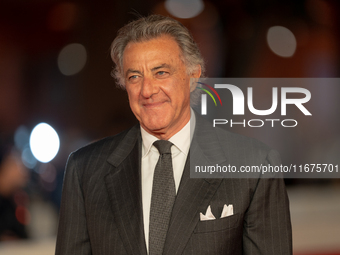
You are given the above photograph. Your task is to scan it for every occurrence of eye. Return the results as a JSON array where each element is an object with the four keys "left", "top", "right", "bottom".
[
  {"left": 127, "top": 74, "right": 141, "bottom": 84},
  {"left": 129, "top": 75, "right": 139, "bottom": 80},
  {"left": 155, "top": 70, "right": 169, "bottom": 78}
]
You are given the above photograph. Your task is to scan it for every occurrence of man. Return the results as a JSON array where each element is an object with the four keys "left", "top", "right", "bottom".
[{"left": 56, "top": 15, "right": 292, "bottom": 255}]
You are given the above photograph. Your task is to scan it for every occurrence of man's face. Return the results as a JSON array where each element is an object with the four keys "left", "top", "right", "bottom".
[{"left": 122, "top": 35, "right": 200, "bottom": 140}]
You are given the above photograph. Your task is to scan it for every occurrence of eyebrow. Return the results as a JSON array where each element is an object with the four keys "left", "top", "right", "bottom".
[
  {"left": 125, "top": 69, "right": 142, "bottom": 77},
  {"left": 151, "top": 63, "right": 171, "bottom": 72},
  {"left": 125, "top": 63, "right": 171, "bottom": 77}
]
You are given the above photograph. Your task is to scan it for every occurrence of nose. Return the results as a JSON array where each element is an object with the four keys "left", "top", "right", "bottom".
[{"left": 140, "top": 77, "right": 159, "bottom": 98}]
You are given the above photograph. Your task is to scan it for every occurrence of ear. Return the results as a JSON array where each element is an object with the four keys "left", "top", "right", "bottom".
[{"left": 190, "top": 65, "right": 201, "bottom": 92}]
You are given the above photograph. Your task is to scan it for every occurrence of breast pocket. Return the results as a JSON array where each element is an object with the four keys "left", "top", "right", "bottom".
[{"left": 193, "top": 213, "right": 240, "bottom": 233}]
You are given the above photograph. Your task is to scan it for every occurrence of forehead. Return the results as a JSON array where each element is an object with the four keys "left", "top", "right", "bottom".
[{"left": 122, "top": 35, "right": 184, "bottom": 68}]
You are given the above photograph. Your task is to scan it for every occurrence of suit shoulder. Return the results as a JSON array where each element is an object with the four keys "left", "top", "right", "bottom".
[
  {"left": 194, "top": 112, "right": 270, "bottom": 152},
  {"left": 214, "top": 126, "right": 282, "bottom": 169},
  {"left": 215, "top": 126, "right": 270, "bottom": 151},
  {"left": 70, "top": 125, "right": 138, "bottom": 163},
  {"left": 195, "top": 113, "right": 270, "bottom": 152}
]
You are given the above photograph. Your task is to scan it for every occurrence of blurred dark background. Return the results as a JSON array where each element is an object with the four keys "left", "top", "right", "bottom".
[{"left": 0, "top": 0, "right": 340, "bottom": 254}]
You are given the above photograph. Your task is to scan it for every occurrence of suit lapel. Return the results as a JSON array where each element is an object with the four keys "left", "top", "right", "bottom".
[
  {"left": 163, "top": 113, "right": 226, "bottom": 255},
  {"left": 104, "top": 126, "right": 147, "bottom": 255},
  {"left": 103, "top": 113, "right": 227, "bottom": 255}
]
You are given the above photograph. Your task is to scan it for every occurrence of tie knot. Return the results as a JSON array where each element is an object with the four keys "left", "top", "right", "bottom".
[{"left": 153, "top": 140, "right": 173, "bottom": 155}]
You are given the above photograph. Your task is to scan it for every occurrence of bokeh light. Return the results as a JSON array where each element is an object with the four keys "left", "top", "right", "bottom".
[
  {"left": 15, "top": 206, "right": 31, "bottom": 225},
  {"left": 267, "top": 26, "right": 297, "bottom": 58},
  {"left": 29, "top": 123, "right": 60, "bottom": 163},
  {"left": 57, "top": 43, "right": 87, "bottom": 76},
  {"left": 165, "top": 0, "right": 204, "bottom": 19},
  {"left": 21, "top": 145, "right": 37, "bottom": 169},
  {"left": 14, "top": 125, "right": 30, "bottom": 151}
]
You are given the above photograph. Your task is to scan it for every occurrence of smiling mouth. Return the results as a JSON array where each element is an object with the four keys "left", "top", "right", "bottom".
[{"left": 142, "top": 101, "right": 167, "bottom": 108}]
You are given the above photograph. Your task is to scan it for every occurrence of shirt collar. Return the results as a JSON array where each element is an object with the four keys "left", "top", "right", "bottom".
[{"left": 141, "top": 108, "right": 196, "bottom": 158}]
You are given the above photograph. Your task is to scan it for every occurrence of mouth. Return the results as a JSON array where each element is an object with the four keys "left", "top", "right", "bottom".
[{"left": 142, "top": 101, "right": 167, "bottom": 108}]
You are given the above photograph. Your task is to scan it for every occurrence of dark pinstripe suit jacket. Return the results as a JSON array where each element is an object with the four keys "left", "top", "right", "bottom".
[{"left": 55, "top": 113, "right": 292, "bottom": 255}]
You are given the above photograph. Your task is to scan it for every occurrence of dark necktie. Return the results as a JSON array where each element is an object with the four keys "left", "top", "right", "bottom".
[{"left": 149, "top": 140, "right": 176, "bottom": 255}]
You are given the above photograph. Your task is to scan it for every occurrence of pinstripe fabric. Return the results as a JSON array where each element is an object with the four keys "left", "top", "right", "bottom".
[
  {"left": 56, "top": 126, "right": 147, "bottom": 255},
  {"left": 55, "top": 111, "right": 292, "bottom": 255}
]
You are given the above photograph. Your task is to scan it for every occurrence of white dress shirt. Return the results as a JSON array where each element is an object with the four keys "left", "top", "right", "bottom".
[{"left": 141, "top": 109, "right": 196, "bottom": 252}]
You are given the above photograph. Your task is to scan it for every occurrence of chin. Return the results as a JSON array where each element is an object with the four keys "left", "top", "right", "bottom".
[
  {"left": 142, "top": 119, "right": 170, "bottom": 133},
  {"left": 146, "top": 123, "right": 168, "bottom": 133}
]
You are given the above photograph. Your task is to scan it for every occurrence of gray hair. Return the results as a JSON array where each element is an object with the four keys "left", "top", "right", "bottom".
[{"left": 110, "top": 15, "right": 205, "bottom": 101}]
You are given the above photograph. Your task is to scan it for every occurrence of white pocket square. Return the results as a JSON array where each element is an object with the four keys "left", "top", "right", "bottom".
[
  {"left": 200, "top": 204, "right": 233, "bottom": 221},
  {"left": 220, "top": 204, "right": 233, "bottom": 218},
  {"left": 200, "top": 205, "right": 216, "bottom": 221}
]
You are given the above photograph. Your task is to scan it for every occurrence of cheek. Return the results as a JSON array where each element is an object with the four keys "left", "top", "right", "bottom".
[
  {"left": 128, "top": 95, "right": 139, "bottom": 110},
  {"left": 126, "top": 87, "right": 139, "bottom": 103},
  {"left": 127, "top": 91, "right": 143, "bottom": 117},
  {"left": 178, "top": 82, "right": 191, "bottom": 99},
  {"left": 169, "top": 77, "right": 190, "bottom": 96}
]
